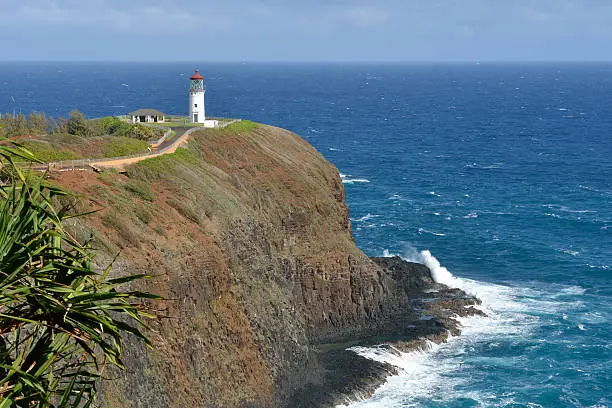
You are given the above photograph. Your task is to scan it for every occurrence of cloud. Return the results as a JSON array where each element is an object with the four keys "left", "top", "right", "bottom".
[
  {"left": 2, "top": 0, "right": 612, "bottom": 60},
  {"left": 340, "top": 5, "right": 390, "bottom": 27}
]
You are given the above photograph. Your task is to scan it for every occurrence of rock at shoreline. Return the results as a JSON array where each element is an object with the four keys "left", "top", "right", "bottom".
[{"left": 286, "top": 256, "right": 484, "bottom": 407}]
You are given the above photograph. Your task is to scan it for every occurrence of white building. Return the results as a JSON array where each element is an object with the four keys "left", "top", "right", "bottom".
[
  {"left": 189, "top": 69, "right": 218, "bottom": 128},
  {"left": 130, "top": 109, "right": 166, "bottom": 123},
  {"left": 189, "top": 70, "right": 205, "bottom": 123}
]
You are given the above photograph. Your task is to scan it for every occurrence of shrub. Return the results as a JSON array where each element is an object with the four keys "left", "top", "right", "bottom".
[
  {"left": 166, "top": 198, "right": 200, "bottom": 223},
  {"left": 125, "top": 179, "right": 154, "bottom": 202},
  {"left": 134, "top": 205, "right": 153, "bottom": 224}
]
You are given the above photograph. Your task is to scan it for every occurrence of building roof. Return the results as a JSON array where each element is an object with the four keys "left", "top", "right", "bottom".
[
  {"left": 190, "top": 69, "right": 204, "bottom": 80},
  {"left": 129, "top": 108, "right": 166, "bottom": 117}
]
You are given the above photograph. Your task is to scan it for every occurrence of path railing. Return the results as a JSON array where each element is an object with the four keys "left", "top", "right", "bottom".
[{"left": 149, "top": 128, "right": 173, "bottom": 148}]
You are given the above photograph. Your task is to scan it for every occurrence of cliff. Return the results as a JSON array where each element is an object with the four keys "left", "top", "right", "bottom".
[{"left": 51, "top": 122, "right": 479, "bottom": 407}]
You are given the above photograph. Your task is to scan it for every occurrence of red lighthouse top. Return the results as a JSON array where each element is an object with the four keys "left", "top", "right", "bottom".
[{"left": 190, "top": 69, "right": 204, "bottom": 80}]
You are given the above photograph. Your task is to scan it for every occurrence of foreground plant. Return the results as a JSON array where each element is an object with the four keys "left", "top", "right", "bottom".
[{"left": 0, "top": 141, "right": 159, "bottom": 407}]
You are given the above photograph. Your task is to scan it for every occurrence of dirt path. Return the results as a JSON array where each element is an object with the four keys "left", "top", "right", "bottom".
[
  {"left": 19, "top": 120, "right": 241, "bottom": 173},
  {"left": 89, "top": 126, "right": 195, "bottom": 172}
]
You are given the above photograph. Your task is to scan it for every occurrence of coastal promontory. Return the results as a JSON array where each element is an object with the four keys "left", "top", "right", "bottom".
[{"left": 50, "top": 122, "right": 479, "bottom": 407}]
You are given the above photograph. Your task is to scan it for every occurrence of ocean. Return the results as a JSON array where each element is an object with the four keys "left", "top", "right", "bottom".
[{"left": 1, "top": 62, "right": 610, "bottom": 407}]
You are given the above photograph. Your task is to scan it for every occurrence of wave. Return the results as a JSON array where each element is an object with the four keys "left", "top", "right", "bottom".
[
  {"left": 340, "top": 173, "right": 370, "bottom": 184},
  {"left": 351, "top": 213, "right": 379, "bottom": 223},
  {"left": 417, "top": 227, "right": 446, "bottom": 237},
  {"left": 464, "top": 162, "right": 503, "bottom": 169},
  {"left": 337, "top": 248, "right": 583, "bottom": 408},
  {"left": 578, "top": 184, "right": 612, "bottom": 196},
  {"left": 543, "top": 204, "right": 597, "bottom": 214},
  {"left": 557, "top": 248, "right": 580, "bottom": 256},
  {"left": 343, "top": 178, "right": 370, "bottom": 184}
]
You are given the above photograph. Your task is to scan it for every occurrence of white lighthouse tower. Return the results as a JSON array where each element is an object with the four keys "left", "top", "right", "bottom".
[{"left": 189, "top": 69, "right": 205, "bottom": 123}]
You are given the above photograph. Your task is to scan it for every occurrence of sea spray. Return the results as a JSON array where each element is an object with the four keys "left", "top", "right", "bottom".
[{"left": 339, "top": 248, "right": 578, "bottom": 407}]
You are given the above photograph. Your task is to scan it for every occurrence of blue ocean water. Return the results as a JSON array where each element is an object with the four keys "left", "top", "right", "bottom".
[{"left": 1, "top": 62, "right": 610, "bottom": 407}]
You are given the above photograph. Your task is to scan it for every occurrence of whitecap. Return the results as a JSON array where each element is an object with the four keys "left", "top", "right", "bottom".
[
  {"left": 587, "top": 264, "right": 610, "bottom": 270},
  {"left": 558, "top": 286, "right": 585, "bottom": 296},
  {"left": 329, "top": 147, "right": 341, "bottom": 151},
  {"left": 340, "top": 173, "right": 370, "bottom": 184},
  {"left": 351, "top": 214, "right": 379, "bottom": 223},
  {"left": 343, "top": 178, "right": 370, "bottom": 184},
  {"left": 418, "top": 227, "right": 446, "bottom": 237},
  {"left": 578, "top": 185, "right": 611, "bottom": 195},
  {"left": 464, "top": 211, "right": 478, "bottom": 219},
  {"left": 558, "top": 249, "right": 580, "bottom": 256}
]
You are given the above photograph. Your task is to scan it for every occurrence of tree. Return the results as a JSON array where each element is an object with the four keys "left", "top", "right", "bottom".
[
  {"left": 3, "top": 114, "right": 28, "bottom": 138},
  {"left": 66, "top": 110, "right": 90, "bottom": 137},
  {"left": 26, "top": 112, "right": 48, "bottom": 135},
  {"left": 0, "top": 141, "right": 159, "bottom": 407}
]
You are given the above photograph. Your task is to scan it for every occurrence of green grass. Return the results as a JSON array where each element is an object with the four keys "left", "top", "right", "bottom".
[
  {"left": 124, "top": 179, "right": 154, "bottom": 202},
  {"left": 166, "top": 198, "right": 200, "bottom": 223},
  {"left": 126, "top": 147, "right": 200, "bottom": 181},
  {"left": 223, "top": 120, "right": 258, "bottom": 133},
  {"left": 18, "top": 141, "right": 83, "bottom": 162},
  {"left": 133, "top": 205, "right": 153, "bottom": 224},
  {"left": 101, "top": 137, "right": 150, "bottom": 158}
]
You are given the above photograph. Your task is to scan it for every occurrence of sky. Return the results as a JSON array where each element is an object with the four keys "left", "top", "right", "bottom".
[{"left": 2, "top": 0, "right": 612, "bottom": 62}]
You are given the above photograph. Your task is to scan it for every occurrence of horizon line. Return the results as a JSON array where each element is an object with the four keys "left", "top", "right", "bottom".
[{"left": 2, "top": 60, "right": 612, "bottom": 65}]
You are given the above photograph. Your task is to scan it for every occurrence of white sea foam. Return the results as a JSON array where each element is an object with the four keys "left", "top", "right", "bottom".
[
  {"left": 418, "top": 228, "right": 446, "bottom": 237},
  {"left": 337, "top": 248, "right": 584, "bottom": 408},
  {"left": 352, "top": 214, "right": 378, "bottom": 223},
  {"left": 340, "top": 173, "right": 370, "bottom": 184},
  {"left": 543, "top": 204, "right": 597, "bottom": 214},
  {"left": 578, "top": 184, "right": 612, "bottom": 196},
  {"left": 343, "top": 178, "right": 371, "bottom": 184}
]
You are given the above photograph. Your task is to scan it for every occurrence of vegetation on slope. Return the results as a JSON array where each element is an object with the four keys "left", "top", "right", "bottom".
[
  {"left": 0, "top": 111, "right": 164, "bottom": 141},
  {"left": 0, "top": 111, "right": 164, "bottom": 163},
  {"left": 0, "top": 142, "right": 159, "bottom": 407}
]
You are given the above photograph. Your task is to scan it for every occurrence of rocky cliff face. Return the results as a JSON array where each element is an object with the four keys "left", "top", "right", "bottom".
[{"left": 52, "top": 123, "right": 478, "bottom": 407}]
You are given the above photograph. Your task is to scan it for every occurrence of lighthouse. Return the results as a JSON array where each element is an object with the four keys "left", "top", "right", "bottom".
[{"left": 189, "top": 69, "right": 205, "bottom": 123}]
